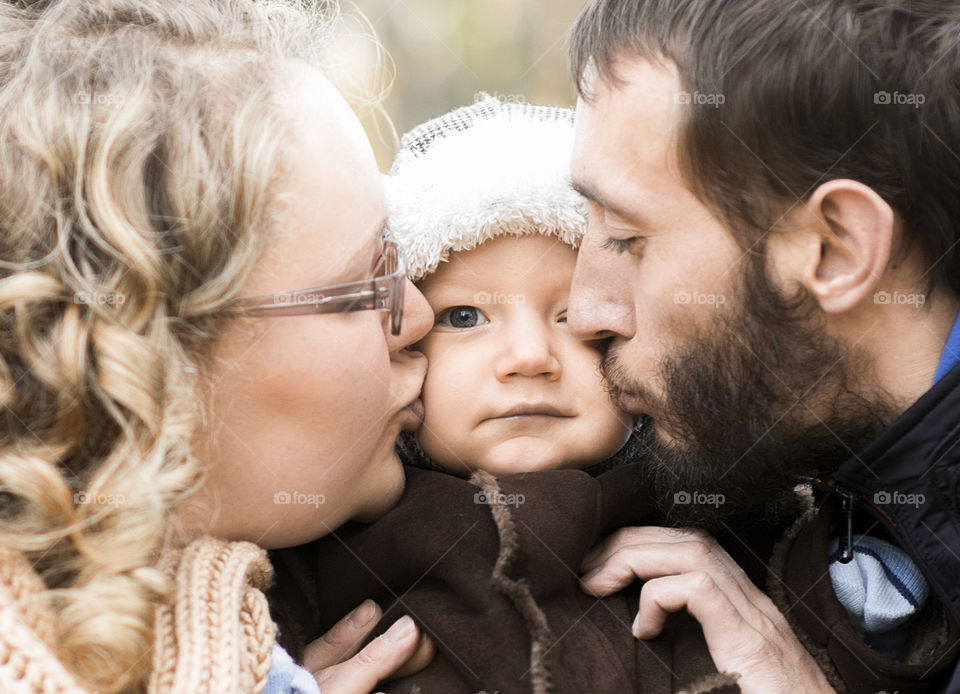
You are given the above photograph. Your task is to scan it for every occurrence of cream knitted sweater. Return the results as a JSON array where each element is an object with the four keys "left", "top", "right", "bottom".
[{"left": 0, "top": 536, "right": 276, "bottom": 694}]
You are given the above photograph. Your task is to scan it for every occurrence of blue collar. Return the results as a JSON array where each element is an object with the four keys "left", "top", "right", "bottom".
[{"left": 934, "top": 308, "right": 960, "bottom": 384}]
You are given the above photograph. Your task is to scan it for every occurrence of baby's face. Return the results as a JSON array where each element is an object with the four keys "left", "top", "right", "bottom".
[{"left": 413, "top": 234, "right": 634, "bottom": 475}]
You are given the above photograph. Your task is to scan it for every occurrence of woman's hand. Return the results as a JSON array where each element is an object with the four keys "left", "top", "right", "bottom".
[
  {"left": 579, "top": 527, "right": 835, "bottom": 694},
  {"left": 303, "top": 600, "right": 435, "bottom": 694}
]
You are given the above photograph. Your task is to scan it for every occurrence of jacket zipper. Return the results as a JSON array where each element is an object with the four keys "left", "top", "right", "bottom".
[{"left": 836, "top": 486, "right": 856, "bottom": 564}]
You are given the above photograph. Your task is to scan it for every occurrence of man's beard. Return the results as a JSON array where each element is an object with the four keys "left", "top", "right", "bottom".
[{"left": 603, "top": 255, "right": 899, "bottom": 534}]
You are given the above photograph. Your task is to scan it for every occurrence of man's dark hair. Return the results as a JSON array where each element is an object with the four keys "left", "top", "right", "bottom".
[{"left": 570, "top": 0, "right": 960, "bottom": 297}]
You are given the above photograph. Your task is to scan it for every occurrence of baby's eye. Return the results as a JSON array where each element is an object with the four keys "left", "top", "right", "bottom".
[
  {"left": 437, "top": 306, "right": 490, "bottom": 329},
  {"left": 557, "top": 310, "right": 568, "bottom": 324}
]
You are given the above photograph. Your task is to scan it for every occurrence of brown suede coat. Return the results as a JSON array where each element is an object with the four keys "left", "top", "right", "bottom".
[
  {"left": 267, "top": 462, "right": 960, "bottom": 693},
  {"left": 269, "top": 462, "right": 739, "bottom": 693}
]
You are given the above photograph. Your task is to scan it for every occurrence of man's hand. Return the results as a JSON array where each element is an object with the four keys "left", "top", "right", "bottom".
[
  {"left": 579, "top": 526, "right": 835, "bottom": 694},
  {"left": 303, "top": 599, "right": 435, "bottom": 694}
]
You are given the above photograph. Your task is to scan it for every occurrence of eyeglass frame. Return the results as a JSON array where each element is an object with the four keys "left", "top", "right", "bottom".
[{"left": 222, "top": 234, "right": 406, "bottom": 335}]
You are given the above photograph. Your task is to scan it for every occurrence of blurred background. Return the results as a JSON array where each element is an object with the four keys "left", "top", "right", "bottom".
[{"left": 327, "top": 0, "right": 587, "bottom": 169}]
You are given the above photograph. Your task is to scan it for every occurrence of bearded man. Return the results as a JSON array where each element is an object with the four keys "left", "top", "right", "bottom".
[{"left": 568, "top": 1, "right": 960, "bottom": 693}]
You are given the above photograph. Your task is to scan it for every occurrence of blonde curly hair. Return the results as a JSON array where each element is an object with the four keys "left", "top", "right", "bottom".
[{"left": 0, "top": 0, "right": 341, "bottom": 691}]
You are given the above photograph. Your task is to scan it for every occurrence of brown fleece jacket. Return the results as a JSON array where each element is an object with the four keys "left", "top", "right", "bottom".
[{"left": 269, "top": 462, "right": 739, "bottom": 694}]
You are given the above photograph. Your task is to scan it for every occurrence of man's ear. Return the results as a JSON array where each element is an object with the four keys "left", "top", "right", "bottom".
[{"left": 785, "top": 179, "right": 895, "bottom": 314}]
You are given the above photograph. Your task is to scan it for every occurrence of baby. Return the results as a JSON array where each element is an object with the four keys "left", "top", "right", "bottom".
[
  {"left": 269, "top": 97, "right": 733, "bottom": 694},
  {"left": 388, "top": 95, "right": 634, "bottom": 478}
]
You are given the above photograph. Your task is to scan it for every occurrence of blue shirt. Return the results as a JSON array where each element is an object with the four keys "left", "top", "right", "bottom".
[{"left": 934, "top": 309, "right": 960, "bottom": 383}]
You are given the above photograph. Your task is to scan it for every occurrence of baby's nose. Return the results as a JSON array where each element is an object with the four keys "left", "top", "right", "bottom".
[{"left": 494, "top": 324, "right": 562, "bottom": 381}]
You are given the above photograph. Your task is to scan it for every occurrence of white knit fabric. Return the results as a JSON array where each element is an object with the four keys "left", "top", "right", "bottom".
[{"left": 383, "top": 94, "right": 587, "bottom": 281}]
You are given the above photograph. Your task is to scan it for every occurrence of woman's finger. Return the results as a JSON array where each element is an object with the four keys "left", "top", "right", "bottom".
[
  {"left": 302, "top": 600, "right": 382, "bottom": 673},
  {"left": 387, "top": 632, "right": 436, "bottom": 680},
  {"left": 314, "top": 616, "right": 422, "bottom": 694}
]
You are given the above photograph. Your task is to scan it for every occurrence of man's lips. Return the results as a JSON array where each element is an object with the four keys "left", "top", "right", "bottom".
[{"left": 487, "top": 403, "right": 573, "bottom": 421}]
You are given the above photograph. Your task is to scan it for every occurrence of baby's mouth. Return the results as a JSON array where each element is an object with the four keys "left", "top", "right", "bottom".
[{"left": 488, "top": 403, "right": 573, "bottom": 420}]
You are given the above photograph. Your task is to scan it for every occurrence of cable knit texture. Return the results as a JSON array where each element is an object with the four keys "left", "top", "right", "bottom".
[{"left": 0, "top": 537, "right": 276, "bottom": 694}]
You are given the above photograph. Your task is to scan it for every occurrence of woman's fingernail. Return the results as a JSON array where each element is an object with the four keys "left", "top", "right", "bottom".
[
  {"left": 347, "top": 599, "right": 377, "bottom": 628},
  {"left": 382, "top": 615, "right": 415, "bottom": 643},
  {"left": 631, "top": 612, "right": 642, "bottom": 638}
]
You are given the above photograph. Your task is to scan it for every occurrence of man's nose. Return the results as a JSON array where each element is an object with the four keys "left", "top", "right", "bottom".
[{"left": 568, "top": 232, "right": 635, "bottom": 341}]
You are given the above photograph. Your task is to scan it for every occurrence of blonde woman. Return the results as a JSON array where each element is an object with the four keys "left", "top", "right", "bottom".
[{"left": 0, "top": 1, "right": 434, "bottom": 692}]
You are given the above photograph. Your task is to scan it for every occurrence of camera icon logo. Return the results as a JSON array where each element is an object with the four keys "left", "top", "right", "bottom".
[
  {"left": 473, "top": 491, "right": 490, "bottom": 505},
  {"left": 874, "top": 290, "right": 892, "bottom": 305},
  {"left": 274, "top": 490, "right": 291, "bottom": 505},
  {"left": 874, "top": 91, "right": 891, "bottom": 104},
  {"left": 873, "top": 491, "right": 891, "bottom": 505},
  {"left": 674, "top": 491, "right": 691, "bottom": 505}
]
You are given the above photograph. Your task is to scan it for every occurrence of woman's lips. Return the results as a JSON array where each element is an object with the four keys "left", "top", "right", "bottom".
[{"left": 401, "top": 398, "right": 425, "bottom": 429}]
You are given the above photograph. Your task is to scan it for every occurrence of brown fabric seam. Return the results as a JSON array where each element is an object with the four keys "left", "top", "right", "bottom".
[{"left": 470, "top": 470, "right": 554, "bottom": 694}]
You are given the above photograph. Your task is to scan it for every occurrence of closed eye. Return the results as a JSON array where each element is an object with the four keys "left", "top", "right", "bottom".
[{"left": 601, "top": 236, "right": 642, "bottom": 254}]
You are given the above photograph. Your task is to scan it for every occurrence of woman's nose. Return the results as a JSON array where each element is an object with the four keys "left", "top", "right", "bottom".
[
  {"left": 494, "top": 322, "right": 562, "bottom": 381},
  {"left": 386, "top": 278, "right": 433, "bottom": 351}
]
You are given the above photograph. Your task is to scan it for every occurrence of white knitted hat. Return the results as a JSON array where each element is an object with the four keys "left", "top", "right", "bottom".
[{"left": 384, "top": 94, "right": 587, "bottom": 282}]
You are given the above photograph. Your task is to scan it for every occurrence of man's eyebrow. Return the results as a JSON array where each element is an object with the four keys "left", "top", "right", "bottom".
[{"left": 572, "top": 180, "right": 639, "bottom": 224}]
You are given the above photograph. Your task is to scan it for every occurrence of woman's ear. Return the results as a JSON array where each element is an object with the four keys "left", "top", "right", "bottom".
[{"left": 773, "top": 179, "right": 895, "bottom": 314}]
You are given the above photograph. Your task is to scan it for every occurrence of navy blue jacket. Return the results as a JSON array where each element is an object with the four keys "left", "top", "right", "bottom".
[{"left": 774, "top": 361, "right": 960, "bottom": 693}]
